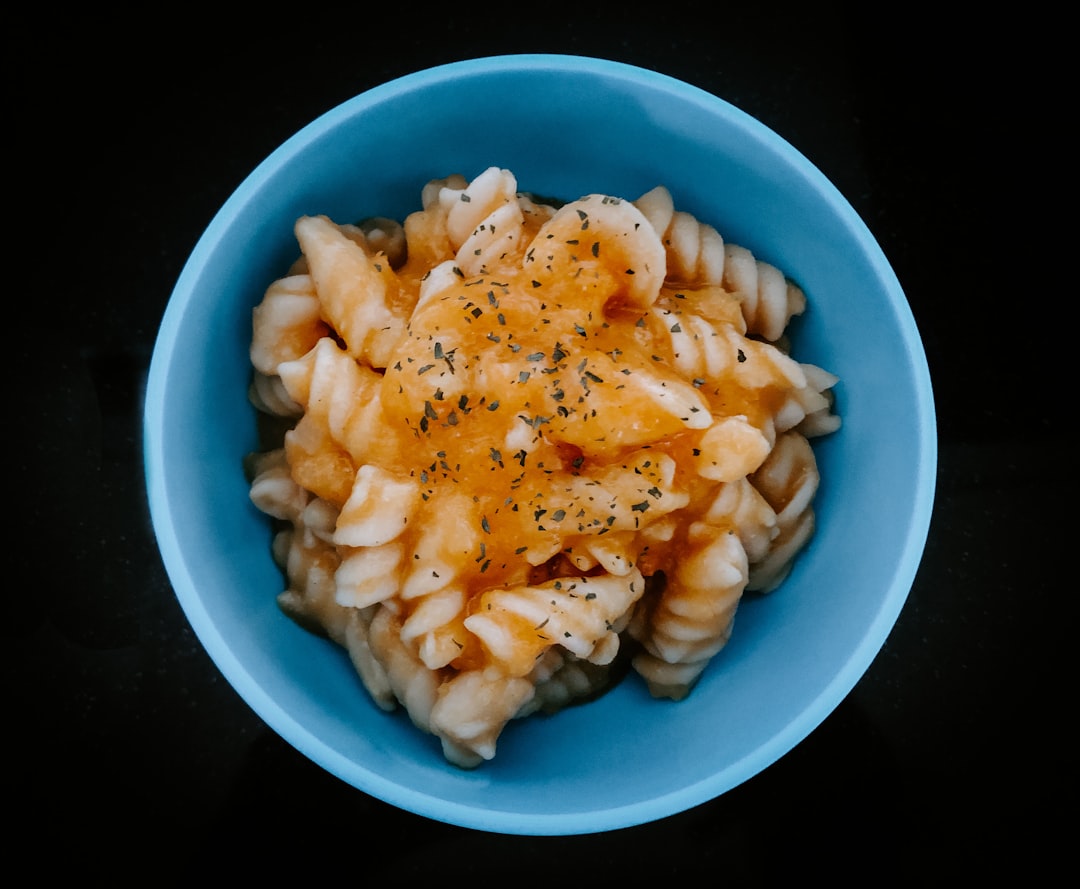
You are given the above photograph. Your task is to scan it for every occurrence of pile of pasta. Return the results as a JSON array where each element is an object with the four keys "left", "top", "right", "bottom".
[{"left": 245, "top": 167, "right": 840, "bottom": 767}]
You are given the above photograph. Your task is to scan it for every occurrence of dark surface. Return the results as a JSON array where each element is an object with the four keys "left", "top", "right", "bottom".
[{"left": 11, "top": 8, "right": 1064, "bottom": 882}]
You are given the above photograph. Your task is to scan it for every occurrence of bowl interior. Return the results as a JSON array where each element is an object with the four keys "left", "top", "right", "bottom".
[{"left": 144, "top": 54, "right": 935, "bottom": 834}]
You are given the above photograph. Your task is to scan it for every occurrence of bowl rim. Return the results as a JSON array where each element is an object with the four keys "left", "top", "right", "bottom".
[{"left": 144, "top": 52, "right": 937, "bottom": 835}]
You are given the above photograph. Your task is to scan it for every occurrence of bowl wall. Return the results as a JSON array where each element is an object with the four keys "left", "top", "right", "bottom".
[{"left": 144, "top": 54, "right": 936, "bottom": 834}]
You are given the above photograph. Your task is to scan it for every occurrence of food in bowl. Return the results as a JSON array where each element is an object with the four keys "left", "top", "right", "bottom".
[
  {"left": 244, "top": 166, "right": 841, "bottom": 767},
  {"left": 145, "top": 54, "right": 935, "bottom": 833}
]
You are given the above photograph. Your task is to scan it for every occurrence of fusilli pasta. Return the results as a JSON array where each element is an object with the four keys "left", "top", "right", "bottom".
[{"left": 245, "top": 168, "right": 841, "bottom": 765}]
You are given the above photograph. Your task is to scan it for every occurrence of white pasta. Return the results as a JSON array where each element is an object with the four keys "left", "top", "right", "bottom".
[
  {"left": 248, "top": 448, "right": 309, "bottom": 523},
  {"left": 250, "top": 273, "right": 327, "bottom": 376},
  {"left": 342, "top": 606, "right": 396, "bottom": 711},
  {"left": 693, "top": 415, "right": 773, "bottom": 483},
  {"left": 445, "top": 166, "right": 527, "bottom": 277},
  {"left": 400, "top": 587, "right": 467, "bottom": 670},
  {"left": 635, "top": 186, "right": 726, "bottom": 286},
  {"left": 245, "top": 169, "right": 841, "bottom": 765},
  {"left": 722, "top": 243, "right": 807, "bottom": 342},
  {"left": 276, "top": 527, "right": 345, "bottom": 642},
  {"left": 334, "top": 464, "right": 419, "bottom": 548},
  {"left": 334, "top": 542, "right": 404, "bottom": 608},
  {"left": 367, "top": 604, "right": 443, "bottom": 732},
  {"left": 629, "top": 524, "right": 748, "bottom": 699},
  {"left": 276, "top": 337, "right": 391, "bottom": 498},
  {"left": 429, "top": 668, "right": 535, "bottom": 767},
  {"left": 703, "top": 478, "right": 779, "bottom": 565},
  {"left": 464, "top": 568, "right": 646, "bottom": 677},
  {"left": 293, "top": 214, "right": 411, "bottom": 368},
  {"left": 794, "top": 363, "right": 843, "bottom": 437},
  {"left": 747, "top": 431, "right": 821, "bottom": 592}
]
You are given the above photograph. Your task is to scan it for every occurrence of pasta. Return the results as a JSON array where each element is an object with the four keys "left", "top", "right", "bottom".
[{"left": 245, "top": 168, "right": 841, "bottom": 766}]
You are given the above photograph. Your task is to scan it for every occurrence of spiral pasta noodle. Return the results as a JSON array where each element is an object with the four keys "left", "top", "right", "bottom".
[
  {"left": 245, "top": 168, "right": 841, "bottom": 765},
  {"left": 634, "top": 185, "right": 806, "bottom": 341}
]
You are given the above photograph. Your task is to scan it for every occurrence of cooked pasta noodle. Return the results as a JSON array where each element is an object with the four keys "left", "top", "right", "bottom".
[
  {"left": 245, "top": 168, "right": 841, "bottom": 765},
  {"left": 629, "top": 524, "right": 748, "bottom": 699}
]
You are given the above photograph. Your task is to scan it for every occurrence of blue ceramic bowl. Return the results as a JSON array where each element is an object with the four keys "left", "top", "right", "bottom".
[{"left": 144, "top": 54, "right": 935, "bottom": 834}]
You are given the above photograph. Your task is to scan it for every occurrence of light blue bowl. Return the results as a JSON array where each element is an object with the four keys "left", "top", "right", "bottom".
[{"left": 144, "top": 54, "right": 935, "bottom": 834}]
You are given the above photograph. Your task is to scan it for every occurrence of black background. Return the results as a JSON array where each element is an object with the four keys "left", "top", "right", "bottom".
[{"left": 9, "top": 6, "right": 1066, "bottom": 882}]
